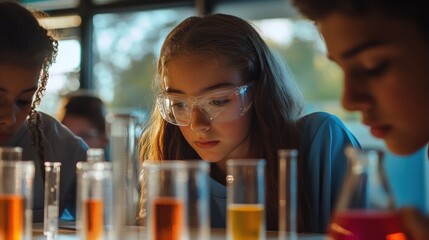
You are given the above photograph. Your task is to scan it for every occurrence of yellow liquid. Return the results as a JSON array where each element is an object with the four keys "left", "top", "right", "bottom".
[{"left": 228, "top": 204, "right": 264, "bottom": 240}]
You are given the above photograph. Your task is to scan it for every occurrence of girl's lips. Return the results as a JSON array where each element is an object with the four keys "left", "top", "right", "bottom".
[
  {"left": 370, "top": 125, "right": 392, "bottom": 139},
  {"left": 195, "top": 140, "right": 219, "bottom": 149}
]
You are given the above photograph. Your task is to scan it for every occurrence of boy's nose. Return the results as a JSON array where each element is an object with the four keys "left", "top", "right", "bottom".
[{"left": 341, "top": 76, "right": 372, "bottom": 112}]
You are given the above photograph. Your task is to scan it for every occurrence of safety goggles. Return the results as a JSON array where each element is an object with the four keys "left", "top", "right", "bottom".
[{"left": 157, "top": 83, "right": 253, "bottom": 126}]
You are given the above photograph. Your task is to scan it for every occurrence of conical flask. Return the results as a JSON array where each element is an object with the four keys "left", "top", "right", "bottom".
[{"left": 328, "top": 146, "right": 408, "bottom": 240}]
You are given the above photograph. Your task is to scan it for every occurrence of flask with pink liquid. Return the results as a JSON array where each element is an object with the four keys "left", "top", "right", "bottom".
[{"left": 328, "top": 147, "right": 408, "bottom": 240}]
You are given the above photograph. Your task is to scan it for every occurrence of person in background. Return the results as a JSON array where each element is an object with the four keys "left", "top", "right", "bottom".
[
  {"left": 57, "top": 91, "right": 109, "bottom": 151},
  {"left": 0, "top": 1, "right": 88, "bottom": 221},
  {"left": 138, "top": 13, "right": 361, "bottom": 232},
  {"left": 293, "top": 0, "right": 429, "bottom": 239}
]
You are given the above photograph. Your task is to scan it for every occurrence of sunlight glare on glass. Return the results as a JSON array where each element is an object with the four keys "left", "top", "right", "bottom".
[
  {"left": 293, "top": 20, "right": 326, "bottom": 53},
  {"left": 253, "top": 18, "right": 294, "bottom": 46},
  {"left": 92, "top": 7, "right": 195, "bottom": 111},
  {"left": 38, "top": 15, "right": 81, "bottom": 30}
]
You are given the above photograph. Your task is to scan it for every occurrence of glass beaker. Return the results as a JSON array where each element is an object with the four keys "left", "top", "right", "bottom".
[
  {"left": 0, "top": 160, "right": 35, "bottom": 240},
  {"left": 0, "top": 147, "right": 22, "bottom": 161},
  {"left": 328, "top": 146, "right": 407, "bottom": 240},
  {"left": 76, "top": 148, "right": 106, "bottom": 231},
  {"left": 79, "top": 161, "right": 113, "bottom": 240},
  {"left": 143, "top": 161, "right": 188, "bottom": 240},
  {"left": 226, "top": 159, "right": 266, "bottom": 240},
  {"left": 142, "top": 160, "right": 210, "bottom": 240}
]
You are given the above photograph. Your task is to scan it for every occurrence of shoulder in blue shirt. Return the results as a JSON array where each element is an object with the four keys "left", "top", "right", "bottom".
[
  {"left": 298, "top": 111, "right": 361, "bottom": 232},
  {"left": 209, "top": 111, "right": 361, "bottom": 233}
]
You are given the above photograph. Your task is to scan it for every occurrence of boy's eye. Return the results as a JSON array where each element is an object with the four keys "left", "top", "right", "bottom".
[{"left": 363, "top": 61, "right": 389, "bottom": 77}]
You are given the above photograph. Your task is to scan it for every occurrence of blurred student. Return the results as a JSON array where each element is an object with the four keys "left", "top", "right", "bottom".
[
  {"left": 0, "top": 1, "right": 88, "bottom": 221},
  {"left": 293, "top": 0, "right": 429, "bottom": 239},
  {"left": 57, "top": 92, "right": 108, "bottom": 151},
  {"left": 139, "top": 13, "right": 361, "bottom": 232}
]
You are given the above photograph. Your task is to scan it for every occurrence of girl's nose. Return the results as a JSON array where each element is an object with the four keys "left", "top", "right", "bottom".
[
  {"left": 0, "top": 103, "right": 17, "bottom": 127},
  {"left": 190, "top": 107, "right": 211, "bottom": 132}
]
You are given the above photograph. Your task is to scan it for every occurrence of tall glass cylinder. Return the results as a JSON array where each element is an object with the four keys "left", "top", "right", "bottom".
[
  {"left": 278, "top": 149, "right": 298, "bottom": 240},
  {"left": 107, "top": 113, "right": 140, "bottom": 235},
  {"left": 43, "top": 162, "right": 61, "bottom": 239},
  {"left": 184, "top": 161, "right": 210, "bottom": 240}
]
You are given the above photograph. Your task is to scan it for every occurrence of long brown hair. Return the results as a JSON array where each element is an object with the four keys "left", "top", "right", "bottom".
[
  {"left": 0, "top": 2, "right": 58, "bottom": 169},
  {"left": 139, "top": 14, "right": 311, "bottom": 231}
]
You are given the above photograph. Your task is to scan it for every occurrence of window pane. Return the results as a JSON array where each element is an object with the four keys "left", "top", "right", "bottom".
[
  {"left": 251, "top": 17, "right": 383, "bottom": 148},
  {"left": 38, "top": 39, "right": 81, "bottom": 116},
  {"left": 92, "top": 7, "right": 196, "bottom": 114},
  {"left": 252, "top": 18, "right": 351, "bottom": 118},
  {"left": 20, "top": 0, "right": 79, "bottom": 10},
  {"left": 91, "top": 0, "right": 122, "bottom": 4}
]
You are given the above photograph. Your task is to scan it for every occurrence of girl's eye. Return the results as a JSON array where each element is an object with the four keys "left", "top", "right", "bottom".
[
  {"left": 210, "top": 98, "right": 230, "bottom": 106},
  {"left": 172, "top": 101, "right": 188, "bottom": 109},
  {"left": 16, "top": 100, "right": 31, "bottom": 107}
]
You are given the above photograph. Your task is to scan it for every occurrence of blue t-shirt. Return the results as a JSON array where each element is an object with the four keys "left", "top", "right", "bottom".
[
  {"left": 209, "top": 112, "right": 361, "bottom": 233},
  {"left": 5, "top": 112, "right": 88, "bottom": 222}
]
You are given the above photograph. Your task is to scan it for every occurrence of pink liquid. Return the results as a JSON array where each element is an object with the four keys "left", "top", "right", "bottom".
[{"left": 328, "top": 210, "right": 408, "bottom": 240}]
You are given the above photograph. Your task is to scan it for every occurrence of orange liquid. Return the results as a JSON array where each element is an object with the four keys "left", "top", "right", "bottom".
[
  {"left": 84, "top": 199, "right": 104, "bottom": 240},
  {"left": 228, "top": 204, "right": 264, "bottom": 240},
  {"left": 152, "top": 197, "right": 183, "bottom": 240},
  {"left": 0, "top": 195, "right": 23, "bottom": 240}
]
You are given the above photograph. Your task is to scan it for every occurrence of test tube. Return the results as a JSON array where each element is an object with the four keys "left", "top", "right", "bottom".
[
  {"left": 76, "top": 148, "right": 105, "bottom": 231},
  {"left": 278, "top": 149, "right": 298, "bottom": 240},
  {"left": 44, "top": 162, "right": 61, "bottom": 239}
]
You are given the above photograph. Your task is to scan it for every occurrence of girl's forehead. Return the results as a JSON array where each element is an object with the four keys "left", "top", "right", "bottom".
[
  {"left": 163, "top": 58, "right": 243, "bottom": 94},
  {"left": 0, "top": 65, "right": 39, "bottom": 90}
]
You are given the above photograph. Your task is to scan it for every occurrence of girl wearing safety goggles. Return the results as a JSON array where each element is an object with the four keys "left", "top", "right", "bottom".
[{"left": 139, "top": 13, "right": 361, "bottom": 233}]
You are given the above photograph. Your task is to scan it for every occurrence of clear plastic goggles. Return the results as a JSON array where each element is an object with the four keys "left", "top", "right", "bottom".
[{"left": 157, "top": 84, "right": 253, "bottom": 126}]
